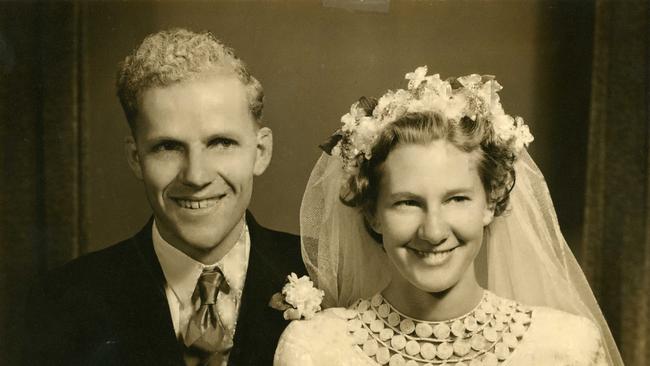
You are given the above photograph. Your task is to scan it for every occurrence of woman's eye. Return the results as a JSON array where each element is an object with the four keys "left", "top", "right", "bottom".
[
  {"left": 449, "top": 196, "right": 470, "bottom": 203},
  {"left": 396, "top": 200, "right": 419, "bottom": 207}
]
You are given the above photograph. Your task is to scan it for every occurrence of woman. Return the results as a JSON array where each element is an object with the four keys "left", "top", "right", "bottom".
[{"left": 274, "top": 67, "right": 622, "bottom": 365}]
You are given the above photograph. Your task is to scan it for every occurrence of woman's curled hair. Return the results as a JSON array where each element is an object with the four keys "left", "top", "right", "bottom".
[{"left": 340, "top": 97, "right": 517, "bottom": 240}]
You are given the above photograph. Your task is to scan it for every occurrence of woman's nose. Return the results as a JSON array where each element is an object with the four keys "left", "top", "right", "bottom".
[{"left": 417, "top": 210, "right": 449, "bottom": 246}]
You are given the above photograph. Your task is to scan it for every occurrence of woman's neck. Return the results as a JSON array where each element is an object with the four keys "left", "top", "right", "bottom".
[{"left": 381, "top": 268, "right": 484, "bottom": 321}]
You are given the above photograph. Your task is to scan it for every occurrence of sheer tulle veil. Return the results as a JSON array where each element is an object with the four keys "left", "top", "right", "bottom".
[{"left": 300, "top": 149, "right": 623, "bottom": 365}]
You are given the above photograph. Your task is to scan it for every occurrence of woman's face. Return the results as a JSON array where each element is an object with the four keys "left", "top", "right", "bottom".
[{"left": 372, "top": 140, "right": 494, "bottom": 294}]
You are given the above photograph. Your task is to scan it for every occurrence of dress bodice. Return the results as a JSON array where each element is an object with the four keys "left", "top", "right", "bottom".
[{"left": 274, "top": 291, "right": 606, "bottom": 366}]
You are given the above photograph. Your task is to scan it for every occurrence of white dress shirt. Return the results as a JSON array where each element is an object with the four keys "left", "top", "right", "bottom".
[{"left": 152, "top": 220, "right": 250, "bottom": 363}]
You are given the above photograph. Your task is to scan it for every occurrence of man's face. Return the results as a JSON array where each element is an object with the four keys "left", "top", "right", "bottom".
[{"left": 126, "top": 72, "right": 272, "bottom": 263}]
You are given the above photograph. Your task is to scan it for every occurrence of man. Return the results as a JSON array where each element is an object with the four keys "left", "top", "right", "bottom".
[{"left": 27, "top": 28, "right": 306, "bottom": 366}]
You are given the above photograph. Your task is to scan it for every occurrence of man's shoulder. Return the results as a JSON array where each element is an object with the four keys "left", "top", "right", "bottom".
[
  {"left": 64, "top": 233, "right": 137, "bottom": 268},
  {"left": 253, "top": 224, "right": 300, "bottom": 248},
  {"left": 247, "top": 213, "right": 300, "bottom": 250},
  {"left": 38, "top": 226, "right": 150, "bottom": 294},
  {"left": 250, "top": 223, "right": 301, "bottom": 259},
  {"left": 247, "top": 215, "right": 306, "bottom": 277}
]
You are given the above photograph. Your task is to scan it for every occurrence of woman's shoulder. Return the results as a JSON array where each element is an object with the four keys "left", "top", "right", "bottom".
[
  {"left": 512, "top": 303, "right": 604, "bottom": 364},
  {"left": 477, "top": 292, "right": 604, "bottom": 365},
  {"left": 527, "top": 305, "right": 601, "bottom": 346},
  {"left": 486, "top": 292, "right": 600, "bottom": 343},
  {"left": 281, "top": 307, "right": 355, "bottom": 339},
  {"left": 275, "top": 307, "right": 362, "bottom": 366}
]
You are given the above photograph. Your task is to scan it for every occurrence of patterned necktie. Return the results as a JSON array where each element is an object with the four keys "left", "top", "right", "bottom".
[{"left": 184, "top": 267, "right": 232, "bottom": 358}]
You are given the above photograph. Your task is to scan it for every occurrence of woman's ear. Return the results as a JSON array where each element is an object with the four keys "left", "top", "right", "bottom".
[
  {"left": 365, "top": 211, "right": 383, "bottom": 234},
  {"left": 482, "top": 207, "right": 495, "bottom": 226}
]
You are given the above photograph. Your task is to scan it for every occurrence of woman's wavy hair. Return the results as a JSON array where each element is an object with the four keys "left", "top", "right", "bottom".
[{"left": 340, "top": 97, "right": 516, "bottom": 242}]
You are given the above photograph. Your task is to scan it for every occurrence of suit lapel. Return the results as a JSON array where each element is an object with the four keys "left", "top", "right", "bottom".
[
  {"left": 228, "top": 213, "right": 291, "bottom": 366},
  {"left": 113, "top": 221, "right": 185, "bottom": 366},
  {"left": 111, "top": 215, "right": 295, "bottom": 365}
]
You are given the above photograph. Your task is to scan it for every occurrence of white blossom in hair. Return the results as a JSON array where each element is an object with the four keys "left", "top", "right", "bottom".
[{"left": 323, "top": 66, "right": 534, "bottom": 174}]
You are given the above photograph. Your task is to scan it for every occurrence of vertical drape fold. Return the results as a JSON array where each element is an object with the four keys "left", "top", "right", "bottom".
[
  {"left": 0, "top": 2, "right": 85, "bottom": 364},
  {"left": 582, "top": 1, "right": 649, "bottom": 364}
]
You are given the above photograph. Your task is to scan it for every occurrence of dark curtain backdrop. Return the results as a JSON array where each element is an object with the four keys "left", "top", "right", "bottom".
[
  {"left": 0, "top": 2, "right": 85, "bottom": 363},
  {"left": 581, "top": 1, "right": 649, "bottom": 364},
  {"left": 0, "top": 1, "right": 647, "bottom": 365}
]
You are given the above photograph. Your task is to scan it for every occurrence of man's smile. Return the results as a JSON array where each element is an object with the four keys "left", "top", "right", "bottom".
[{"left": 171, "top": 193, "right": 228, "bottom": 210}]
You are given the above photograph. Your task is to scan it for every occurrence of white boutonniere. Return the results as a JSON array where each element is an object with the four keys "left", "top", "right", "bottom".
[{"left": 269, "top": 273, "right": 324, "bottom": 320}]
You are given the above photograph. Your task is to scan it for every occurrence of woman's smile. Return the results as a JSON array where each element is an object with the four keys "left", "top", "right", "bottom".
[{"left": 405, "top": 244, "right": 458, "bottom": 265}]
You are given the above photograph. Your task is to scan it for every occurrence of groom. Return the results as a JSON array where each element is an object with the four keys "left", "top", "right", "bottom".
[{"left": 27, "top": 28, "right": 305, "bottom": 366}]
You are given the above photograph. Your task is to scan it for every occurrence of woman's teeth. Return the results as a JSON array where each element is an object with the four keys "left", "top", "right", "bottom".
[{"left": 410, "top": 247, "right": 456, "bottom": 264}]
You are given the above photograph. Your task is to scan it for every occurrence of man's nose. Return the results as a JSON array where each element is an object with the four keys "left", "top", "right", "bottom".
[
  {"left": 179, "top": 149, "right": 214, "bottom": 188},
  {"left": 417, "top": 209, "right": 449, "bottom": 246}
]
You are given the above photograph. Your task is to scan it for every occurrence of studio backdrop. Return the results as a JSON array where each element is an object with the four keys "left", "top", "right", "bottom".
[{"left": 1, "top": 1, "right": 647, "bottom": 364}]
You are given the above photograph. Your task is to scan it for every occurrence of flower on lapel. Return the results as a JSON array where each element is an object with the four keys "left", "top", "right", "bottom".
[{"left": 269, "top": 273, "right": 324, "bottom": 320}]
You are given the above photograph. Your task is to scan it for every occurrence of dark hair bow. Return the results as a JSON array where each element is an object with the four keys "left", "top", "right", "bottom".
[{"left": 319, "top": 96, "right": 378, "bottom": 155}]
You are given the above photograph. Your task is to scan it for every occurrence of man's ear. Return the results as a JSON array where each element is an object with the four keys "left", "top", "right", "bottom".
[
  {"left": 125, "top": 135, "right": 143, "bottom": 180},
  {"left": 253, "top": 126, "right": 273, "bottom": 176}
]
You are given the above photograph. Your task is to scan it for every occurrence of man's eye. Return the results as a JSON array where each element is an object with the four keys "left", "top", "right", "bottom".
[
  {"left": 152, "top": 142, "right": 182, "bottom": 152},
  {"left": 209, "top": 138, "right": 238, "bottom": 148}
]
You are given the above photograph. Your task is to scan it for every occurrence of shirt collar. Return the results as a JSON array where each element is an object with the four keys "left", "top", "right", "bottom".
[{"left": 152, "top": 219, "right": 250, "bottom": 305}]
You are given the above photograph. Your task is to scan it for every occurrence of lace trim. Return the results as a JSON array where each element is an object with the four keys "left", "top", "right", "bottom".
[{"left": 345, "top": 291, "right": 532, "bottom": 366}]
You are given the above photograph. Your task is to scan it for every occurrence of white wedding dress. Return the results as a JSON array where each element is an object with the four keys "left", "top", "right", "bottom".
[
  {"left": 274, "top": 291, "right": 606, "bottom": 366},
  {"left": 292, "top": 67, "right": 623, "bottom": 365}
]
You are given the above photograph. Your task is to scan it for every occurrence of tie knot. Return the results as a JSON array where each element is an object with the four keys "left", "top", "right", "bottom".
[{"left": 197, "top": 268, "right": 228, "bottom": 305}]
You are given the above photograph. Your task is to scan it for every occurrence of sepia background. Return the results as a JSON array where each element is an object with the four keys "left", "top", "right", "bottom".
[{"left": 1, "top": 1, "right": 648, "bottom": 364}]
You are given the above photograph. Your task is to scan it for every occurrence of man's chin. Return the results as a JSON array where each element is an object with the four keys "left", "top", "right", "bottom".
[
  {"left": 176, "top": 230, "right": 226, "bottom": 250},
  {"left": 167, "top": 234, "right": 227, "bottom": 263},
  {"left": 155, "top": 210, "right": 245, "bottom": 254},
  {"left": 175, "top": 223, "right": 244, "bottom": 259}
]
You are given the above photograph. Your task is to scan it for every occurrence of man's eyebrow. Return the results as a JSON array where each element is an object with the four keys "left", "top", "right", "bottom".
[
  {"left": 205, "top": 132, "right": 237, "bottom": 140},
  {"left": 146, "top": 136, "right": 183, "bottom": 144},
  {"left": 143, "top": 137, "right": 186, "bottom": 150},
  {"left": 203, "top": 133, "right": 245, "bottom": 146}
]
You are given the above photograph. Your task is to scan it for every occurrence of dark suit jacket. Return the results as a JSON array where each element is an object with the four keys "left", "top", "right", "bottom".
[{"left": 26, "top": 212, "right": 306, "bottom": 366}]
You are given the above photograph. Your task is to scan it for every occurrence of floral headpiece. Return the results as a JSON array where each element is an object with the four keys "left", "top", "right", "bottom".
[{"left": 323, "top": 66, "right": 534, "bottom": 174}]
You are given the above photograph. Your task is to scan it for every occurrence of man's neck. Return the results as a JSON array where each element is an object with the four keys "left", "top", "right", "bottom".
[{"left": 156, "top": 216, "right": 246, "bottom": 265}]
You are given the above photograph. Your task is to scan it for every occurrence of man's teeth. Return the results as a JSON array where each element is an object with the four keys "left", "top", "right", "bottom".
[{"left": 176, "top": 198, "right": 218, "bottom": 209}]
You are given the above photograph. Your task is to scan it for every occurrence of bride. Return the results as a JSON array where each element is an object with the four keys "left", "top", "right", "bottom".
[{"left": 274, "top": 67, "right": 623, "bottom": 365}]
